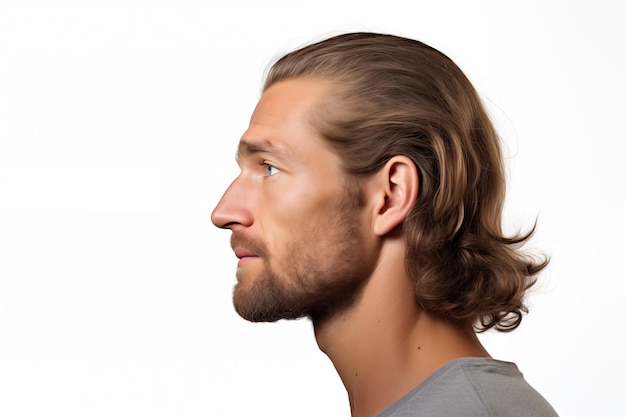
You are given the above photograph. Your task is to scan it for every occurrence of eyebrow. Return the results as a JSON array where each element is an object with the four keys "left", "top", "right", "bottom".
[{"left": 236, "top": 139, "right": 291, "bottom": 163}]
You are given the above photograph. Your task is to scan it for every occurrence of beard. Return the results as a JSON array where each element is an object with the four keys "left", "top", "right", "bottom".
[{"left": 230, "top": 183, "right": 371, "bottom": 324}]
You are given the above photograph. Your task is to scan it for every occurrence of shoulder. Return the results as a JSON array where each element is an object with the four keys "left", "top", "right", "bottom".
[{"left": 375, "top": 358, "right": 559, "bottom": 417}]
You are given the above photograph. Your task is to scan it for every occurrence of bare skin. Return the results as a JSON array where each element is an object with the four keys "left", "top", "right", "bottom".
[
  {"left": 313, "top": 237, "right": 490, "bottom": 417},
  {"left": 212, "top": 77, "right": 491, "bottom": 417}
]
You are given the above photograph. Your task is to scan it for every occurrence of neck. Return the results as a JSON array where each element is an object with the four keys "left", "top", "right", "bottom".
[{"left": 312, "top": 240, "right": 490, "bottom": 417}]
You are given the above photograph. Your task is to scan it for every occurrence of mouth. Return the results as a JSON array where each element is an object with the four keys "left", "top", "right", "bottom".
[{"left": 233, "top": 248, "right": 260, "bottom": 266}]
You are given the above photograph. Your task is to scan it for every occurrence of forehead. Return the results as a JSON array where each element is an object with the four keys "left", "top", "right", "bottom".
[{"left": 237, "top": 77, "right": 336, "bottom": 160}]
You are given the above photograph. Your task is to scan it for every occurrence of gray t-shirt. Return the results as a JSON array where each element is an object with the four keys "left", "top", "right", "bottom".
[{"left": 374, "top": 357, "right": 558, "bottom": 417}]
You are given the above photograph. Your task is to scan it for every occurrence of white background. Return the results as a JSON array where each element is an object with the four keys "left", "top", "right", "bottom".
[{"left": 1, "top": 1, "right": 624, "bottom": 416}]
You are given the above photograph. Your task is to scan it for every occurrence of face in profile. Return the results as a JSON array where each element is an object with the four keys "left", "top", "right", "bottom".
[{"left": 211, "top": 78, "right": 375, "bottom": 323}]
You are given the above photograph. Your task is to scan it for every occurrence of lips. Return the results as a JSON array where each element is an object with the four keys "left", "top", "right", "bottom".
[
  {"left": 231, "top": 234, "right": 266, "bottom": 266},
  {"left": 233, "top": 248, "right": 259, "bottom": 266},
  {"left": 234, "top": 248, "right": 255, "bottom": 258}
]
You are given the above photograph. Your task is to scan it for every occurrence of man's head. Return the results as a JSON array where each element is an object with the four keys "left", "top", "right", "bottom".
[
  {"left": 211, "top": 78, "right": 378, "bottom": 323},
  {"left": 213, "top": 32, "right": 547, "bottom": 331}
]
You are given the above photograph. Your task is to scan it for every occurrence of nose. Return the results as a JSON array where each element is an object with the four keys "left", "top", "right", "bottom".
[{"left": 211, "top": 176, "right": 253, "bottom": 229}]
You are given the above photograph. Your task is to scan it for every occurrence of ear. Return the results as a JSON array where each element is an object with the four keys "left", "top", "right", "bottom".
[{"left": 371, "top": 156, "right": 419, "bottom": 236}]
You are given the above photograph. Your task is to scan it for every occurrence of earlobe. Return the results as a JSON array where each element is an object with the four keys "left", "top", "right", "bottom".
[{"left": 372, "top": 156, "right": 419, "bottom": 236}]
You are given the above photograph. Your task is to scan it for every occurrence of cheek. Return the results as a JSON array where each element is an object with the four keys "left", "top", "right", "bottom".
[
  {"left": 265, "top": 176, "right": 341, "bottom": 222},
  {"left": 263, "top": 196, "right": 338, "bottom": 264},
  {"left": 259, "top": 173, "right": 347, "bottom": 249}
]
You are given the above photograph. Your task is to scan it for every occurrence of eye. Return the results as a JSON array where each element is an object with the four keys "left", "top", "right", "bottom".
[{"left": 264, "top": 163, "right": 281, "bottom": 176}]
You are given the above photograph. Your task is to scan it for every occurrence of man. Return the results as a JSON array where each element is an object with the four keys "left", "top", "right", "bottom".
[{"left": 212, "top": 32, "right": 558, "bottom": 417}]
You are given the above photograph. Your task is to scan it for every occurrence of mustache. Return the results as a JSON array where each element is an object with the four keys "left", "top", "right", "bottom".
[{"left": 230, "top": 233, "right": 268, "bottom": 258}]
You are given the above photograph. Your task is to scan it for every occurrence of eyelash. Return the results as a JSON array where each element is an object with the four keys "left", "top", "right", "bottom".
[{"left": 261, "top": 161, "right": 280, "bottom": 176}]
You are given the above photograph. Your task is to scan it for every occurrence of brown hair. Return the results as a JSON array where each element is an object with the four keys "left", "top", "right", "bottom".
[{"left": 264, "top": 32, "right": 548, "bottom": 332}]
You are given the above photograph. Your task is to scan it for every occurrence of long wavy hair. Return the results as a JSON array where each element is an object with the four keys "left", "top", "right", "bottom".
[{"left": 264, "top": 32, "right": 549, "bottom": 332}]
